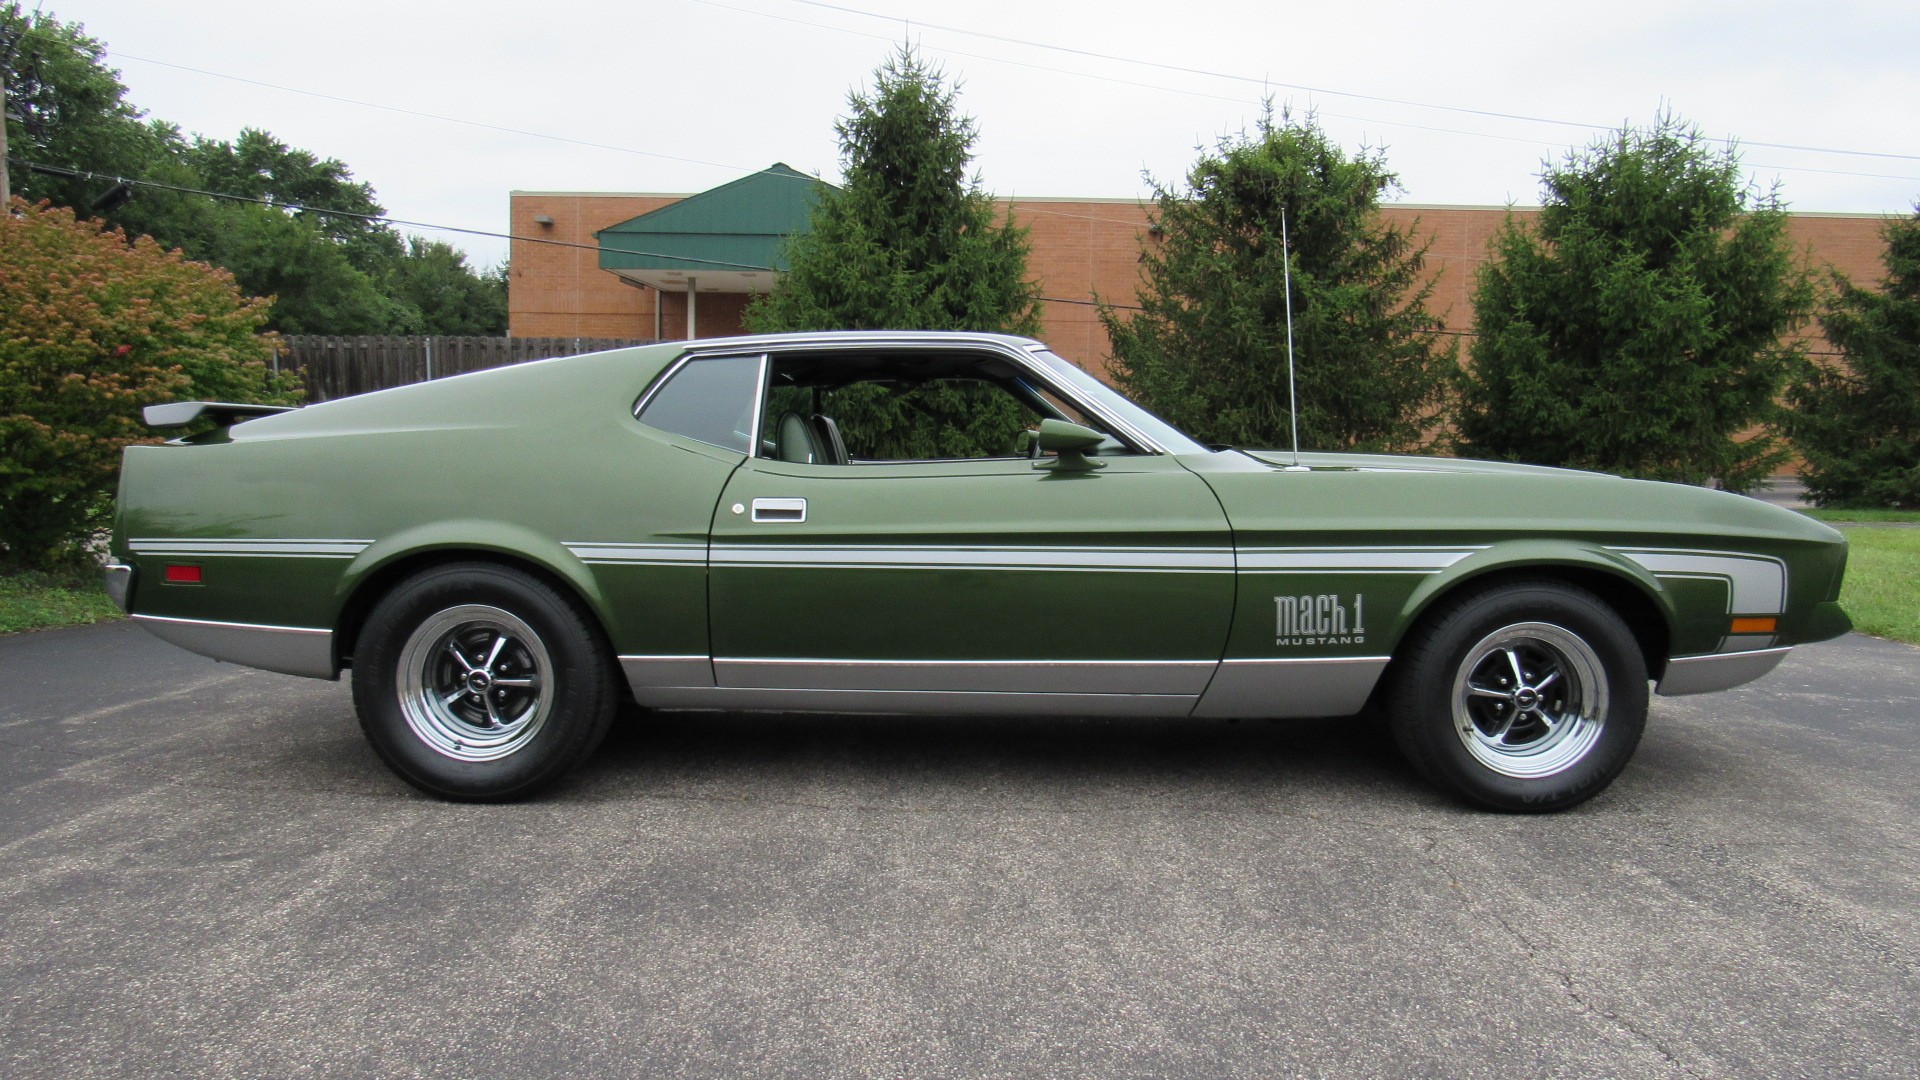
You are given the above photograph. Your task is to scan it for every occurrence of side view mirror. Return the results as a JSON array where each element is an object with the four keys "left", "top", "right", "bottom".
[{"left": 1034, "top": 418, "right": 1107, "bottom": 471}]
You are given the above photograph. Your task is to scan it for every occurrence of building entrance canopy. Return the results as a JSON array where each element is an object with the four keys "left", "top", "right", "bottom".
[{"left": 594, "top": 163, "right": 828, "bottom": 295}]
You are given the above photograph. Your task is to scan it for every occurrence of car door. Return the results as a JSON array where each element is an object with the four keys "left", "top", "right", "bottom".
[{"left": 706, "top": 429, "right": 1235, "bottom": 716}]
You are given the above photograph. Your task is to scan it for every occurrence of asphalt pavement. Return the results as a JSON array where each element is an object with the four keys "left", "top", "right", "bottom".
[{"left": 2, "top": 622, "right": 1916, "bottom": 1078}]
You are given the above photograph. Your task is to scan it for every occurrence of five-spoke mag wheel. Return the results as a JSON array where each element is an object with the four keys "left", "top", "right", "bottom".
[
  {"left": 1453, "top": 622, "right": 1608, "bottom": 780},
  {"left": 398, "top": 605, "right": 553, "bottom": 762}
]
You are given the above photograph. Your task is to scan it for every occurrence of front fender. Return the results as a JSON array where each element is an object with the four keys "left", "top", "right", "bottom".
[{"left": 1393, "top": 539, "right": 1677, "bottom": 652}]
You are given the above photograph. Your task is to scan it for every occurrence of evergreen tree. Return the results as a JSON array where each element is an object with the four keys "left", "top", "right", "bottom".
[
  {"left": 747, "top": 46, "right": 1039, "bottom": 336},
  {"left": 1785, "top": 207, "right": 1920, "bottom": 508},
  {"left": 1455, "top": 114, "right": 1815, "bottom": 491},
  {"left": 1101, "top": 108, "right": 1454, "bottom": 452},
  {"left": 745, "top": 47, "right": 1039, "bottom": 459}
]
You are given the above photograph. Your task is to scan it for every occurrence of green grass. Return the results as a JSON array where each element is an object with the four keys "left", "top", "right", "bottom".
[
  {"left": 1801, "top": 508, "right": 1920, "bottom": 523},
  {"left": 0, "top": 570, "right": 124, "bottom": 635},
  {"left": 1837, "top": 529, "right": 1920, "bottom": 646}
]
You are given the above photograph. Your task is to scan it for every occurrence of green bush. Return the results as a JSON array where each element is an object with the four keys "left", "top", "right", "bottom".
[
  {"left": 1785, "top": 208, "right": 1920, "bottom": 509},
  {"left": 0, "top": 198, "right": 298, "bottom": 569}
]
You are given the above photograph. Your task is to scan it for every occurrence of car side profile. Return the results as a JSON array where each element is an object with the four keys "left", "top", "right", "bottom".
[{"left": 106, "top": 331, "right": 1852, "bottom": 810}]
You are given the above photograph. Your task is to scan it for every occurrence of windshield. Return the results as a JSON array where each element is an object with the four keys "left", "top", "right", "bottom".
[{"left": 1026, "top": 349, "right": 1209, "bottom": 455}]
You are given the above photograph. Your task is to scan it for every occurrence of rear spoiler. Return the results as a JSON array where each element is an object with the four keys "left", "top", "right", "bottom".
[{"left": 143, "top": 401, "right": 298, "bottom": 430}]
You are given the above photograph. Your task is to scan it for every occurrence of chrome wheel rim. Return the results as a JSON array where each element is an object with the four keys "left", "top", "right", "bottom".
[
  {"left": 1451, "top": 622, "right": 1608, "bottom": 779},
  {"left": 397, "top": 605, "right": 553, "bottom": 762}
]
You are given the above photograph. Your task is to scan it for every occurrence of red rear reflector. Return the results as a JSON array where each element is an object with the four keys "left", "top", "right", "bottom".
[
  {"left": 164, "top": 564, "right": 203, "bottom": 584},
  {"left": 1729, "top": 616, "right": 1777, "bottom": 634}
]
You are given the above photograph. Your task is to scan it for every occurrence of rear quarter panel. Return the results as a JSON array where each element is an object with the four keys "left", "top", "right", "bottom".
[{"left": 114, "top": 343, "right": 732, "bottom": 665}]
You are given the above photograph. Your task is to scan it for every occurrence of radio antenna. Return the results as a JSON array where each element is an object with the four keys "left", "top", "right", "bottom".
[{"left": 1281, "top": 208, "right": 1306, "bottom": 471}]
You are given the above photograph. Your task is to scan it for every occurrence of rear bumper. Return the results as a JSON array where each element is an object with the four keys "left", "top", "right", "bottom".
[
  {"left": 130, "top": 614, "right": 339, "bottom": 680},
  {"left": 1656, "top": 646, "right": 1791, "bottom": 696},
  {"left": 102, "top": 561, "right": 133, "bottom": 613}
]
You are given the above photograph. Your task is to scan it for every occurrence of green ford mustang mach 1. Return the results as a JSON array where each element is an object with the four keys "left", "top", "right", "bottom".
[{"left": 105, "top": 332, "right": 1852, "bottom": 810}]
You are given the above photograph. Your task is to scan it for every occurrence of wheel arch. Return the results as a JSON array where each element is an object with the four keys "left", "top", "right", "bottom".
[
  {"left": 1394, "top": 545, "right": 1675, "bottom": 683},
  {"left": 331, "top": 525, "right": 616, "bottom": 670}
]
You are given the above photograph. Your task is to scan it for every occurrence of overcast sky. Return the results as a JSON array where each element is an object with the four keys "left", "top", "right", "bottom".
[{"left": 60, "top": 0, "right": 1920, "bottom": 268}]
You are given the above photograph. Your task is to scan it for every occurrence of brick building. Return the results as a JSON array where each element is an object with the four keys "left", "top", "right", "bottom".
[{"left": 509, "top": 166, "right": 1897, "bottom": 374}]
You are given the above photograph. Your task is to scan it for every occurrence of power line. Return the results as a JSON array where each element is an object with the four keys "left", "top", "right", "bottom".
[
  {"left": 108, "top": 52, "right": 766, "bottom": 176},
  {"left": 6, "top": 157, "right": 784, "bottom": 270},
  {"left": 7, "top": 155, "right": 1141, "bottom": 312},
  {"left": 109, "top": 31, "right": 1920, "bottom": 200},
  {"left": 778, "top": 0, "right": 1920, "bottom": 164}
]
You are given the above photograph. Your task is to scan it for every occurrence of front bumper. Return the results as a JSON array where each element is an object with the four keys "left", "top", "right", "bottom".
[
  {"left": 102, "top": 561, "right": 133, "bottom": 613},
  {"left": 1656, "top": 646, "right": 1791, "bottom": 696}
]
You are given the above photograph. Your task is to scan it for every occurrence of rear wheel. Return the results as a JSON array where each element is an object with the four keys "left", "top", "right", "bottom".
[
  {"left": 1387, "top": 582, "right": 1648, "bottom": 812},
  {"left": 352, "top": 563, "right": 618, "bottom": 800}
]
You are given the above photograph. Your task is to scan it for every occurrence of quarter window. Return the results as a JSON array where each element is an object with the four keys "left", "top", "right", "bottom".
[{"left": 636, "top": 355, "right": 764, "bottom": 454}]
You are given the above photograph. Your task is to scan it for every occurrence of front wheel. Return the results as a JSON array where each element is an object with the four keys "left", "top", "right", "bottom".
[
  {"left": 1387, "top": 582, "right": 1648, "bottom": 812},
  {"left": 352, "top": 562, "right": 619, "bottom": 801}
]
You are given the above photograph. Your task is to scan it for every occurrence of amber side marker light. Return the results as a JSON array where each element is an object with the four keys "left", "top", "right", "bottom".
[
  {"left": 1730, "top": 616, "right": 1778, "bottom": 634},
  {"left": 164, "top": 564, "right": 203, "bottom": 585}
]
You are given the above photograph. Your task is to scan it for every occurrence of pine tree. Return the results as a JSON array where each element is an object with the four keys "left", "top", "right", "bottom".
[
  {"left": 1785, "top": 207, "right": 1920, "bottom": 508},
  {"left": 1454, "top": 114, "right": 1815, "bottom": 491},
  {"left": 747, "top": 46, "right": 1038, "bottom": 336},
  {"left": 745, "top": 47, "right": 1039, "bottom": 459},
  {"left": 1100, "top": 108, "right": 1454, "bottom": 452}
]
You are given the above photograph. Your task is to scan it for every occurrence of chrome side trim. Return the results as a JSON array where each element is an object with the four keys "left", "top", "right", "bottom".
[
  {"left": 1656, "top": 647, "right": 1792, "bottom": 697},
  {"left": 713, "top": 658, "right": 1217, "bottom": 695},
  {"left": 1191, "top": 656, "right": 1392, "bottom": 718},
  {"left": 103, "top": 561, "right": 133, "bottom": 612},
  {"left": 127, "top": 538, "right": 372, "bottom": 559},
  {"left": 619, "top": 654, "right": 715, "bottom": 690},
  {"left": 628, "top": 685, "right": 1199, "bottom": 717},
  {"left": 130, "top": 614, "right": 337, "bottom": 680},
  {"left": 709, "top": 544, "right": 1233, "bottom": 573},
  {"left": 1238, "top": 547, "right": 1482, "bottom": 573},
  {"left": 565, "top": 542, "right": 706, "bottom": 565}
]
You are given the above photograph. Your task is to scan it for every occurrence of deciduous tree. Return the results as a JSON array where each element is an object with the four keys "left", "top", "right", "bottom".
[{"left": 0, "top": 199, "right": 297, "bottom": 569}]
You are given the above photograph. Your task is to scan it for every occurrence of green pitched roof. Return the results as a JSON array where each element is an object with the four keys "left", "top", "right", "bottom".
[{"left": 595, "top": 163, "right": 830, "bottom": 275}]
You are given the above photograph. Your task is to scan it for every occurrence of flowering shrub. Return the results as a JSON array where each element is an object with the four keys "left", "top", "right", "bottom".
[{"left": 0, "top": 198, "right": 298, "bottom": 569}]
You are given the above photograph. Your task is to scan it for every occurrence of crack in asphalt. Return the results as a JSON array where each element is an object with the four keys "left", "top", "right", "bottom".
[{"left": 1423, "top": 831, "right": 1709, "bottom": 1079}]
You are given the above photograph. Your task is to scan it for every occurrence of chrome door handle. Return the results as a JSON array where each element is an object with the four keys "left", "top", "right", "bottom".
[{"left": 751, "top": 497, "right": 807, "bottom": 523}]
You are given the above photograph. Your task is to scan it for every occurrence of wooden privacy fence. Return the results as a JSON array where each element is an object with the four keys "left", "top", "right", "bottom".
[{"left": 278, "top": 336, "right": 655, "bottom": 401}]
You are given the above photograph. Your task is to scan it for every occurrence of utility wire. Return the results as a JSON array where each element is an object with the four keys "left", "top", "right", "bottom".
[
  {"left": 107, "top": 52, "right": 757, "bottom": 175},
  {"left": 8, "top": 156, "right": 782, "bottom": 268},
  {"left": 111, "top": 34, "right": 1920, "bottom": 193},
  {"left": 5, "top": 155, "right": 1132, "bottom": 310},
  {"left": 779, "top": 0, "right": 1920, "bottom": 164}
]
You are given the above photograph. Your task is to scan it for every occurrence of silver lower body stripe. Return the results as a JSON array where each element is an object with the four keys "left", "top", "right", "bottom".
[
  {"left": 710, "top": 658, "right": 1216, "bottom": 695},
  {"left": 1191, "top": 656, "right": 1391, "bottom": 718},
  {"left": 627, "top": 686, "right": 1200, "bottom": 717},
  {"left": 619, "top": 655, "right": 715, "bottom": 689}
]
